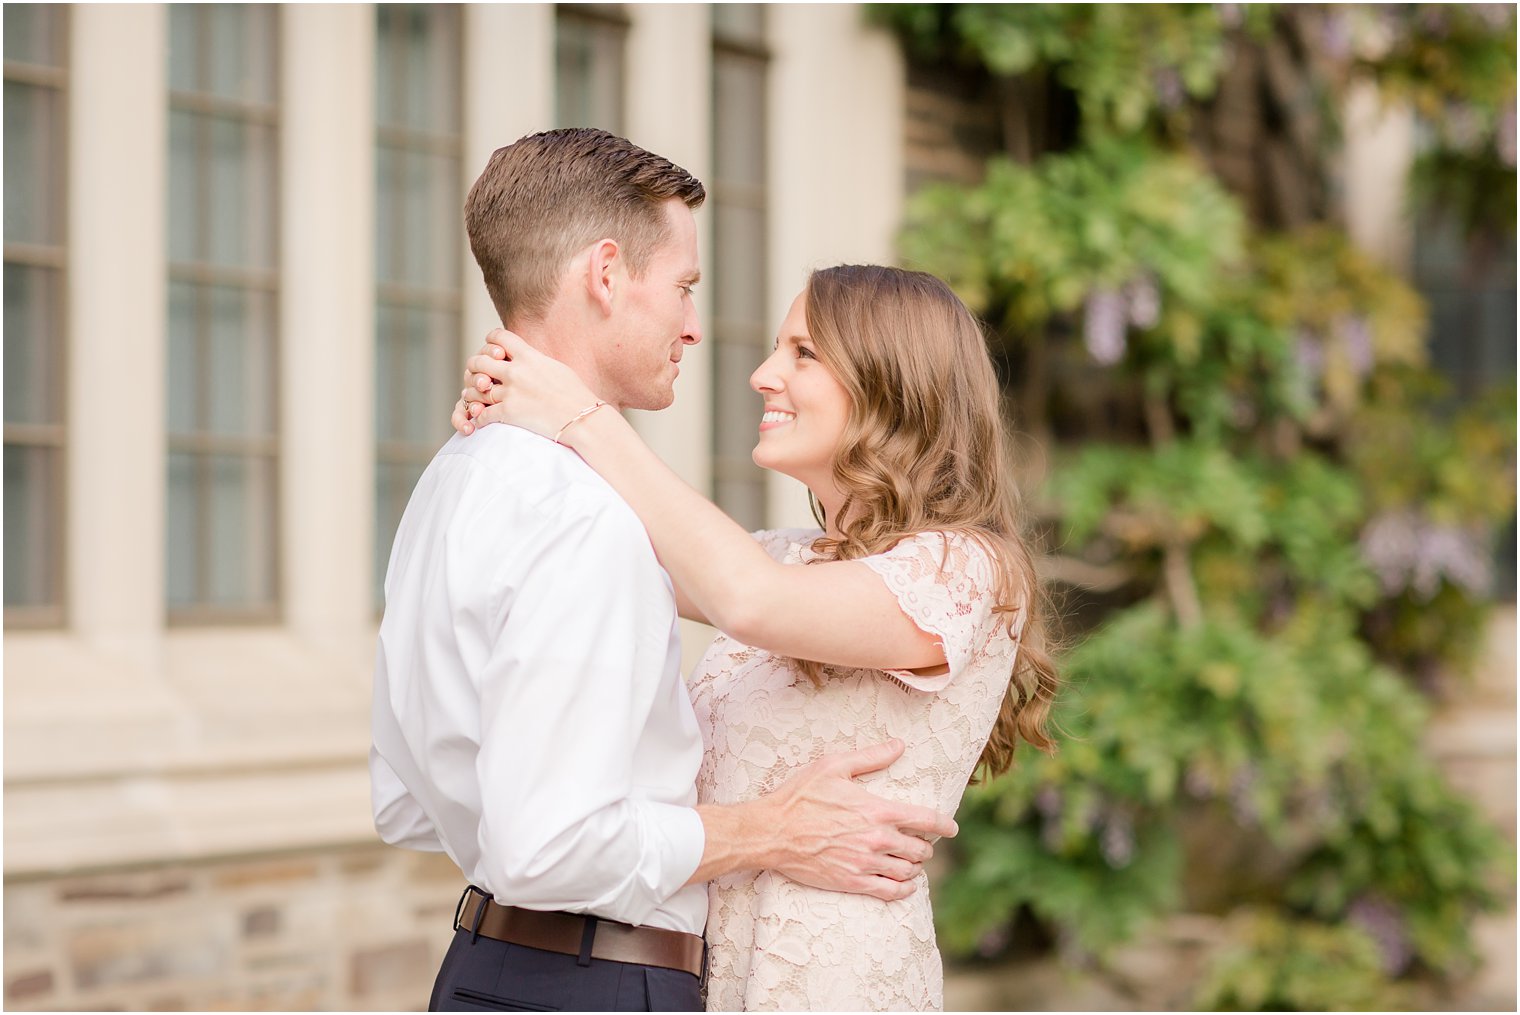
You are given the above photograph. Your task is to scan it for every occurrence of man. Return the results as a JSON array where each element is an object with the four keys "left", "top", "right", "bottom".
[{"left": 370, "top": 128, "right": 956, "bottom": 1012}]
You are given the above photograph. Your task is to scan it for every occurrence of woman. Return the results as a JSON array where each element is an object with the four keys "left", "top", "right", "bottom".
[{"left": 452, "top": 265, "right": 1059, "bottom": 1011}]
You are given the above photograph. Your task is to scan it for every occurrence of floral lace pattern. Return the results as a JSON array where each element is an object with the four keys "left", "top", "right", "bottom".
[{"left": 691, "top": 529, "right": 1024, "bottom": 1011}]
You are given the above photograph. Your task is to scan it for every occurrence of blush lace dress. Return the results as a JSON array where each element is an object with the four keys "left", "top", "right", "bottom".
[{"left": 689, "top": 528, "right": 1025, "bottom": 1012}]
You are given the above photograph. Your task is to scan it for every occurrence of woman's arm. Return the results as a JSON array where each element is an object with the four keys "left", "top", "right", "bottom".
[
  {"left": 455, "top": 333, "right": 945, "bottom": 672},
  {"left": 672, "top": 581, "right": 709, "bottom": 626}
]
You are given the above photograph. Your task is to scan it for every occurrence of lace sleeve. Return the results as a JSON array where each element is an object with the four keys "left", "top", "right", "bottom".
[
  {"left": 856, "top": 530, "right": 1003, "bottom": 692},
  {"left": 750, "top": 527, "right": 823, "bottom": 564}
]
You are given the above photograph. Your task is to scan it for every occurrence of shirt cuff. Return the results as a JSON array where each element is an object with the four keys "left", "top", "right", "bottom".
[{"left": 632, "top": 798, "right": 707, "bottom": 905}]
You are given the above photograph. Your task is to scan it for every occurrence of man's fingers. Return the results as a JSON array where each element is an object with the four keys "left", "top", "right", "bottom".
[
  {"left": 886, "top": 835, "right": 934, "bottom": 865},
  {"left": 834, "top": 738, "right": 905, "bottom": 779},
  {"left": 860, "top": 876, "right": 917, "bottom": 903},
  {"left": 891, "top": 804, "right": 958, "bottom": 841},
  {"left": 876, "top": 856, "right": 922, "bottom": 882}
]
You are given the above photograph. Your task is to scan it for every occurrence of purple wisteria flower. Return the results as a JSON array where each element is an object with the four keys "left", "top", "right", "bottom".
[
  {"left": 1360, "top": 510, "right": 1494, "bottom": 600},
  {"left": 1294, "top": 329, "right": 1325, "bottom": 379},
  {"left": 1100, "top": 809, "right": 1135, "bottom": 869},
  {"left": 1123, "top": 274, "right": 1162, "bottom": 329},
  {"left": 1498, "top": 102, "right": 1516, "bottom": 169},
  {"left": 1335, "top": 314, "right": 1374, "bottom": 378},
  {"left": 1185, "top": 764, "right": 1215, "bottom": 799},
  {"left": 1319, "top": 9, "right": 1352, "bottom": 60},
  {"left": 976, "top": 926, "right": 1011, "bottom": 959},
  {"left": 1153, "top": 67, "right": 1185, "bottom": 112},
  {"left": 1229, "top": 764, "right": 1261, "bottom": 824},
  {"left": 1347, "top": 895, "right": 1414, "bottom": 975},
  {"left": 1084, "top": 288, "right": 1128, "bottom": 366},
  {"left": 1474, "top": 5, "right": 1513, "bottom": 29}
]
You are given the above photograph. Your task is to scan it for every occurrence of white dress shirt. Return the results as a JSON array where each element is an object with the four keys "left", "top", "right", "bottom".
[{"left": 370, "top": 424, "right": 708, "bottom": 934}]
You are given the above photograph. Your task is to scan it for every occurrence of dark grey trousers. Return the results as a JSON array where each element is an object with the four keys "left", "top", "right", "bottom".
[{"left": 429, "top": 925, "right": 702, "bottom": 1012}]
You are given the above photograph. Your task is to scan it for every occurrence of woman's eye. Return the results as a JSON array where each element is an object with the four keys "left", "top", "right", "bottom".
[{"left": 797, "top": 346, "right": 817, "bottom": 360}]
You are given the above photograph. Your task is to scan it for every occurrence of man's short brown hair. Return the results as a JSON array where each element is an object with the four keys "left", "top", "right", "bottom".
[{"left": 464, "top": 128, "right": 706, "bottom": 326}]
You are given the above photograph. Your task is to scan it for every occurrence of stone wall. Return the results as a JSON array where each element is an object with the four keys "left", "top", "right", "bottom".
[
  {"left": 4, "top": 846, "right": 465, "bottom": 1012},
  {"left": 903, "top": 61, "right": 1003, "bottom": 193}
]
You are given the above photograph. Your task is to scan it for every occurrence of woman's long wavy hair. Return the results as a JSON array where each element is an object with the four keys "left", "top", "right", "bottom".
[{"left": 794, "top": 264, "right": 1060, "bottom": 781}]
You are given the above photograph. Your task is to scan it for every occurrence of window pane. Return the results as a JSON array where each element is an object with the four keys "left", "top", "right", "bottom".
[
  {"left": 375, "top": 302, "right": 403, "bottom": 443},
  {"left": 714, "top": 56, "right": 766, "bottom": 189},
  {"left": 374, "top": 458, "right": 426, "bottom": 605},
  {"left": 206, "top": 116, "right": 276, "bottom": 269},
  {"left": 715, "top": 203, "right": 766, "bottom": 324},
  {"left": 3, "top": 445, "right": 61, "bottom": 607},
  {"left": 3, "top": 5, "right": 63, "bottom": 67},
  {"left": 207, "top": 453, "right": 276, "bottom": 607},
  {"left": 166, "top": 451, "right": 198, "bottom": 608},
  {"left": 715, "top": 477, "right": 765, "bottom": 532},
  {"left": 715, "top": 342, "right": 762, "bottom": 459},
  {"left": 556, "top": 14, "right": 625, "bottom": 133},
  {"left": 3, "top": 81, "right": 63, "bottom": 246},
  {"left": 3, "top": 264, "right": 62, "bottom": 426},
  {"left": 377, "top": 303, "right": 455, "bottom": 445},
  {"left": 166, "top": 281, "right": 200, "bottom": 436},
  {"left": 168, "top": 5, "right": 198, "bottom": 94},
  {"left": 206, "top": 4, "right": 276, "bottom": 104},
  {"left": 206, "top": 286, "right": 276, "bottom": 437},
  {"left": 168, "top": 111, "right": 201, "bottom": 262},
  {"left": 167, "top": 6, "right": 280, "bottom": 618},
  {"left": 374, "top": 4, "right": 462, "bottom": 611},
  {"left": 712, "top": 3, "right": 764, "bottom": 45},
  {"left": 404, "top": 306, "right": 457, "bottom": 444},
  {"left": 711, "top": 22, "right": 769, "bottom": 525},
  {"left": 398, "top": 148, "right": 461, "bottom": 289}
]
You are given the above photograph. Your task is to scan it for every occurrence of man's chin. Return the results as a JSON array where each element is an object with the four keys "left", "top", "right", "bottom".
[{"left": 629, "top": 387, "right": 677, "bottom": 412}]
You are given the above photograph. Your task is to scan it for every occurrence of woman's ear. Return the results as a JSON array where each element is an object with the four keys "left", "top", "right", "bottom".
[{"left": 583, "top": 238, "right": 620, "bottom": 316}]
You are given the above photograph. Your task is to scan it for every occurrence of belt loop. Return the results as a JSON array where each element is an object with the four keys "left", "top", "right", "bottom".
[
  {"left": 468, "top": 890, "right": 488, "bottom": 945},
  {"left": 577, "top": 916, "right": 598, "bottom": 967},
  {"left": 453, "top": 886, "right": 473, "bottom": 932}
]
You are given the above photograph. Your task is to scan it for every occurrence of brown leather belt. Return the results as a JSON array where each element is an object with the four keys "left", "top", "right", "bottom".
[{"left": 454, "top": 888, "right": 705, "bottom": 979}]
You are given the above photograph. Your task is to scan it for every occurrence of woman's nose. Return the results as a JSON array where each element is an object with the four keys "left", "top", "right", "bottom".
[{"left": 750, "top": 350, "right": 783, "bottom": 394}]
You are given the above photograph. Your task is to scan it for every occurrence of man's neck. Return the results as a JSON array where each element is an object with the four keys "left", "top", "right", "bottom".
[{"left": 506, "top": 313, "right": 621, "bottom": 411}]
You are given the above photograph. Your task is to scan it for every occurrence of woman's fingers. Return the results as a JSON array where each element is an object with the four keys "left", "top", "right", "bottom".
[
  {"left": 462, "top": 380, "right": 496, "bottom": 405},
  {"left": 450, "top": 397, "right": 475, "bottom": 436},
  {"left": 466, "top": 353, "right": 514, "bottom": 386}
]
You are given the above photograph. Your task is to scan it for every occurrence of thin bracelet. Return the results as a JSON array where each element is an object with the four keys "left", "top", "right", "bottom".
[{"left": 553, "top": 400, "right": 609, "bottom": 445}]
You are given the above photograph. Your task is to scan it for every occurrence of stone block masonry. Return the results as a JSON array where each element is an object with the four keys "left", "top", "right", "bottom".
[{"left": 4, "top": 845, "right": 464, "bottom": 1012}]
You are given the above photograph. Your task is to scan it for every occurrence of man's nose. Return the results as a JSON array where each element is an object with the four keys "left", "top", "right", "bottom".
[{"left": 682, "top": 304, "right": 702, "bottom": 345}]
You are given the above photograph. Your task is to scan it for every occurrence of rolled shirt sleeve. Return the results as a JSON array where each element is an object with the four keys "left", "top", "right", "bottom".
[{"left": 370, "top": 745, "right": 445, "bottom": 852}]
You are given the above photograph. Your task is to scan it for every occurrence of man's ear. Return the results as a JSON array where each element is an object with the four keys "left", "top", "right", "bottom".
[{"left": 582, "top": 238, "right": 621, "bottom": 316}]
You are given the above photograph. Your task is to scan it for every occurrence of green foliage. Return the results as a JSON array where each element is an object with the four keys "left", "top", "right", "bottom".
[
  {"left": 1194, "top": 911, "right": 1401, "bottom": 1011},
  {"left": 1359, "top": 4, "right": 1518, "bottom": 239},
  {"left": 933, "top": 803, "right": 1181, "bottom": 956},
  {"left": 872, "top": 4, "right": 1261, "bottom": 137},
  {"left": 1290, "top": 760, "right": 1512, "bottom": 974},
  {"left": 902, "top": 140, "right": 1244, "bottom": 331},
  {"left": 1363, "top": 5, "right": 1517, "bottom": 121},
  {"left": 881, "top": 3, "right": 1516, "bottom": 1007}
]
